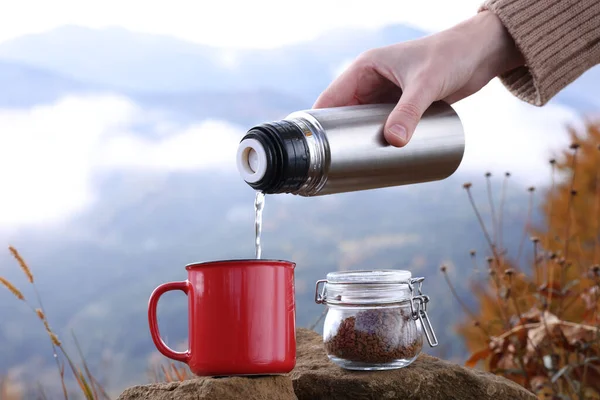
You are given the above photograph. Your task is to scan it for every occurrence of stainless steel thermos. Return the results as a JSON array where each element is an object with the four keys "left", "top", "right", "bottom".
[{"left": 235, "top": 102, "right": 465, "bottom": 196}]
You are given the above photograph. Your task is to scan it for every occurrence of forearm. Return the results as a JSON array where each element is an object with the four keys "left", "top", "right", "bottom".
[
  {"left": 452, "top": 10, "right": 525, "bottom": 78},
  {"left": 480, "top": 0, "right": 600, "bottom": 106}
]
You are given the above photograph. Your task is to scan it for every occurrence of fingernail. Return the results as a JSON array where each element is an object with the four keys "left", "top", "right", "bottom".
[{"left": 388, "top": 124, "right": 408, "bottom": 143}]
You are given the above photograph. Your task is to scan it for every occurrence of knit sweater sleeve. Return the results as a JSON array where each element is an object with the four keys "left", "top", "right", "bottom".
[{"left": 479, "top": 0, "right": 600, "bottom": 106}]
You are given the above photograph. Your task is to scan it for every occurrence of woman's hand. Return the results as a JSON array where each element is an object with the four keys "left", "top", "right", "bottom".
[{"left": 313, "top": 11, "right": 524, "bottom": 147}]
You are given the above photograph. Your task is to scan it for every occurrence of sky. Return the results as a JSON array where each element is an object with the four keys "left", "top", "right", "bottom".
[
  {"left": 0, "top": 0, "right": 584, "bottom": 230},
  {"left": 0, "top": 0, "right": 485, "bottom": 48}
]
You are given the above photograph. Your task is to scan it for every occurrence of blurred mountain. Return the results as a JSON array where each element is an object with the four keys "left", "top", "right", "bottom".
[
  {"left": 0, "top": 24, "right": 598, "bottom": 111},
  {"left": 0, "top": 24, "right": 422, "bottom": 102},
  {"left": 130, "top": 89, "right": 308, "bottom": 127},
  {"left": 0, "top": 60, "right": 98, "bottom": 107},
  {"left": 0, "top": 63, "right": 307, "bottom": 128}
]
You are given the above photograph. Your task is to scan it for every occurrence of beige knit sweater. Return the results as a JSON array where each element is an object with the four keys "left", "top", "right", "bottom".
[{"left": 480, "top": 0, "right": 600, "bottom": 106}]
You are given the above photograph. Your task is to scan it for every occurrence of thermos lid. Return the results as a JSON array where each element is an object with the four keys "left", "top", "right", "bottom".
[
  {"left": 237, "top": 138, "right": 268, "bottom": 184},
  {"left": 235, "top": 121, "right": 310, "bottom": 193}
]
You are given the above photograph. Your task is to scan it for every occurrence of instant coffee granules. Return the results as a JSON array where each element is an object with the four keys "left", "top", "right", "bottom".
[{"left": 324, "top": 307, "right": 422, "bottom": 363}]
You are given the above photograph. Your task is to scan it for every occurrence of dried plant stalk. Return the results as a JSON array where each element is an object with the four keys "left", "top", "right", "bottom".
[
  {"left": 0, "top": 277, "right": 24, "bottom": 300},
  {"left": 9, "top": 246, "right": 33, "bottom": 283}
]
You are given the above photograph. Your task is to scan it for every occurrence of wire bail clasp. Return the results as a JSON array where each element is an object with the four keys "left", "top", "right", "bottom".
[
  {"left": 408, "top": 277, "right": 439, "bottom": 347},
  {"left": 314, "top": 279, "right": 327, "bottom": 304}
]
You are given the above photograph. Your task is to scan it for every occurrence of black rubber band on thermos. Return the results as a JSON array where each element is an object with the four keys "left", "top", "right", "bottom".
[{"left": 240, "top": 121, "right": 310, "bottom": 194}]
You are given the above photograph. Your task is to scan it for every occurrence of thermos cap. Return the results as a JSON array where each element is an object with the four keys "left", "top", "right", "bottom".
[
  {"left": 237, "top": 138, "right": 268, "bottom": 184},
  {"left": 235, "top": 120, "right": 311, "bottom": 193}
]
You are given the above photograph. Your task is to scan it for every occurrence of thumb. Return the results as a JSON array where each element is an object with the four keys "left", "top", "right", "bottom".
[{"left": 384, "top": 86, "right": 434, "bottom": 147}]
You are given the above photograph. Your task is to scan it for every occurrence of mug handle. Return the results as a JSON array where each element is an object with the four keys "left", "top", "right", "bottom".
[{"left": 148, "top": 281, "right": 191, "bottom": 364}]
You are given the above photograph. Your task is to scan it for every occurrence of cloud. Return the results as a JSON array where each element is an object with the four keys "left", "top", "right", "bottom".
[
  {"left": 332, "top": 59, "right": 353, "bottom": 79},
  {"left": 96, "top": 120, "right": 243, "bottom": 171},
  {"left": 453, "top": 79, "right": 581, "bottom": 185},
  {"left": 216, "top": 49, "right": 241, "bottom": 70},
  {"left": 0, "top": 94, "right": 244, "bottom": 229}
]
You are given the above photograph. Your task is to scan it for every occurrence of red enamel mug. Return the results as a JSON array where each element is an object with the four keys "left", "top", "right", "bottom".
[{"left": 148, "top": 259, "right": 296, "bottom": 376}]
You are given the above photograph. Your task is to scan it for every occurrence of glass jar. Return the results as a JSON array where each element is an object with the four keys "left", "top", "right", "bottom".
[{"left": 314, "top": 269, "right": 438, "bottom": 370}]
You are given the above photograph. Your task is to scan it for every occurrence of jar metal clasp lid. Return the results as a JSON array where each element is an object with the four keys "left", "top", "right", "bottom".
[
  {"left": 407, "top": 277, "right": 439, "bottom": 348},
  {"left": 314, "top": 276, "right": 439, "bottom": 348}
]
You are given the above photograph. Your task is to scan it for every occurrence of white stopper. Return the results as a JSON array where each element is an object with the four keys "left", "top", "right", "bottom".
[{"left": 236, "top": 138, "right": 268, "bottom": 184}]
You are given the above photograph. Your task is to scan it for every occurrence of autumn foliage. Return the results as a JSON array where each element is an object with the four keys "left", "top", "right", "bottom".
[{"left": 446, "top": 120, "right": 600, "bottom": 399}]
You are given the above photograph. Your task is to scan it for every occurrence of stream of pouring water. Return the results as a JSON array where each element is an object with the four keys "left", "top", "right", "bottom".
[{"left": 254, "top": 191, "right": 265, "bottom": 259}]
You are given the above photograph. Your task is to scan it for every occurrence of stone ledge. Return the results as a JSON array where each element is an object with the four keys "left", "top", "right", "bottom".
[
  {"left": 292, "top": 328, "right": 535, "bottom": 400},
  {"left": 117, "top": 375, "right": 296, "bottom": 400},
  {"left": 118, "top": 328, "right": 536, "bottom": 400}
]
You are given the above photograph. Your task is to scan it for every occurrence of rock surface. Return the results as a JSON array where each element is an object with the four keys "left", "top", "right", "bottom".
[
  {"left": 292, "top": 328, "right": 536, "bottom": 400},
  {"left": 117, "top": 376, "right": 296, "bottom": 400},
  {"left": 118, "top": 328, "right": 536, "bottom": 400}
]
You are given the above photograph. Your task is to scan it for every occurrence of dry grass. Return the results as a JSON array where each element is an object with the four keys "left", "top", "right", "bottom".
[
  {"left": 0, "top": 245, "right": 206, "bottom": 399},
  {"left": 445, "top": 120, "right": 600, "bottom": 399},
  {"left": 0, "top": 246, "right": 200, "bottom": 399},
  {"left": 148, "top": 362, "right": 193, "bottom": 384},
  {"left": 0, "top": 247, "right": 111, "bottom": 400}
]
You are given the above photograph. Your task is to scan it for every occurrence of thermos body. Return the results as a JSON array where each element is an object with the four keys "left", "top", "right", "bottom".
[{"left": 236, "top": 102, "right": 465, "bottom": 196}]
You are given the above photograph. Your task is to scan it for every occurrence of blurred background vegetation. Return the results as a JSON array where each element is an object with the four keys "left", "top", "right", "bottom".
[{"left": 449, "top": 120, "right": 600, "bottom": 399}]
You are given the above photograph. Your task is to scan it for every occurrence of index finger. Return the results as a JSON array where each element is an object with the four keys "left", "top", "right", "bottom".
[{"left": 312, "top": 63, "right": 362, "bottom": 109}]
